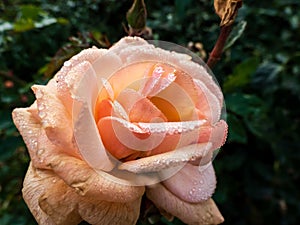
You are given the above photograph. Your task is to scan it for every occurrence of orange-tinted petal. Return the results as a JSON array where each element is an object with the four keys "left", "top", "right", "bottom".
[
  {"left": 116, "top": 88, "right": 167, "bottom": 123},
  {"left": 139, "top": 63, "right": 176, "bottom": 97},
  {"left": 98, "top": 117, "right": 207, "bottom": 161}
]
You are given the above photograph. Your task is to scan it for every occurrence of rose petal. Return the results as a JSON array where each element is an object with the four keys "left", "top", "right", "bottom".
[
  {"left": 73, "top": 100, "right": 115, "bottom": 171},
  {"left": 116, "top": 88, "right": 167, "bottom": 123},
  {"left": 47, "top": 153, "right": 145, "bottom": 203},
  {"left": 54, "top": 48, "right": 108, "bottom": 111},
  {"left": 146, "top": 183, "right": 224, "bottom": 225},
  {"left": 31, "top": 85, "right": 78, "bottom": 157},
  {"left": 12, "top": 106, "right": 67, "bottom": 169},
  {"left": 139, "top": 63, "right": 177, "bottom": 97},
  {"left": 23, "top": 163, "right": 82, "bottom": 225},
  {"left": 150, "top": 76, "right": 199, "bottom": 121},
  {"left": 109, "top": 37, "right": 223, "bottom": 109},
  {"left": 162, "top": 162, "right": 216, "bottom": 203},
  {"left": 118, "top": 142, "right": 212, "bottom": 173},
  {"left": 78, "top": 197, "right": 141, "bottom": 225},
  {"left": 95, "top": 62, "right": 154, "bottom": 105},
  {"left": 97, "top": 116, "right": 166, "bottom": 160},
  {"left": 198, "top": 120, "right": 228, "bottom": 150},
  {"left": 23, "top": 163, "right": 143, "bottom": 225},
  {"left": 194, "top": 78, "right": 222, "bottom": 123},
  {"left": 98, "top": 116, "right": 209, "bottom": 161}
]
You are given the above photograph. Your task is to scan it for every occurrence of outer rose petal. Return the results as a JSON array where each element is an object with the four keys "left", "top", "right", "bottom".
[
  {"left": 54, "top": 48, "right": 108, "bottom": 112},
  {"left": 12, "top": 106, "right": 62, "bottom": 169},
  {"left": 47, "top": 154, "right": 145, "bottom": 203},
  {"left": 146, "top": 183, "right": 224, "bottom": 225},
  {"left": 23, "top": 163, "right": 142, "bottom": 225},
  {"left": 118, "top": 142, "right": 213, "bottom": 173},
  {"left": 32, "top": 84, "right": 78, "bottom": 157},
  {"left": 162, "top": 163, "right": 216, "bottom": 203},
  {"left": 23, "top": 163, "right": 82, "bottom": 225}
]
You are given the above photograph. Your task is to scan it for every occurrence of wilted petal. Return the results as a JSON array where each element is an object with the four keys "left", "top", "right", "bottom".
[
  {"left": 162, "top": 163, "right": 216, "bottom": 203},
  {"left": 47, "top": 153, "right": 145, "bottom": 203},
  {"left": 78, "top": 197, "right": 141, "bottom": 225},
  {"left": 146, "top": 183, "right": 224, "bottom": 225},
  {"left": 23, "top": 163, "right": 82, "bottom": 225},
  {"left": 23, "top": 163, "right": 143, "bottom": 225}
]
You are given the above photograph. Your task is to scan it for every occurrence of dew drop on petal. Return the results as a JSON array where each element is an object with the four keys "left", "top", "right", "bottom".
[
  {"left": 63, "top": 61, "right": 72, "bottom": 67},
  {"left": 35, "top": 89, "right": 44, "bottom": 99},
  {"left": 36, "top": 149, "right": 45, "bottom": 156},
  {"left": 38, "top": 111, "right": 47, "bottom": 119}
]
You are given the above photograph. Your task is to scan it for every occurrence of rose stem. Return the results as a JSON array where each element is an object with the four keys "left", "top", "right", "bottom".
[{"left": 206, "top": 24, "right": 233, "bottom": 69}]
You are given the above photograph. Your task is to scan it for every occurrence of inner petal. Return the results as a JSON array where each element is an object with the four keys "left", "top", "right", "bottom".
[
  {"left": 116, "top": 88, "right": 167, "bottom": 123},
  {"left": 139, "top": 63, "right": 177, "bottom": 97}
]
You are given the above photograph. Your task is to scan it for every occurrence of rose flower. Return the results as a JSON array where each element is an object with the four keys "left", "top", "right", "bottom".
[{"left": 12, "top": 37, "right": 227, "bottom": 225}]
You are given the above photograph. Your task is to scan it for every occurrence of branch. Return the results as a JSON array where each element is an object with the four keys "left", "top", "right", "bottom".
[{"left": 206, "top": 25, "right": 232, "bottom": 69}]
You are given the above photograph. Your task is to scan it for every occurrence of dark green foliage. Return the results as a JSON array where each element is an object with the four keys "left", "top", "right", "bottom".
[{"left": 1, "top": 0, "right": 299, "bottom": 224}]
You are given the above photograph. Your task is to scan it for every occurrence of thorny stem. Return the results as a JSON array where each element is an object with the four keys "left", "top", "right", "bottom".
[{"left": 207, "top": 25, "right": 233, "bottom": 69}]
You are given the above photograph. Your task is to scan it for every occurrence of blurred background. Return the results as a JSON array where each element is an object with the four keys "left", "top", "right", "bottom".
[{"left": 0, "top": 0, "right": 299, "bottom": 224}]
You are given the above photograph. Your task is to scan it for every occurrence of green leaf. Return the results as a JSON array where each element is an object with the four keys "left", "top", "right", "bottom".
[
  {"left": 18, "top": 5, "right": 43, "bottom": 20},
  {"left": 224, "top": 20, "right": 247, "bottom": 51},
  {"left": 13, "top": 18, "right": 35, "bottom": 32},
  {"left": 223, "top": 57, "right": 260, "bottom": 93},
  {"left": 225, "top": 93, "right": 270, "bottom": 138},
  {"left": 225, "top": 93, "right": 264, "bottom": 117},
  {"left": 227, "top": 113, "right": 247, "bottom": 143},
  {"left": 126, "top": 0, "right": 147, "bottom": 30}
]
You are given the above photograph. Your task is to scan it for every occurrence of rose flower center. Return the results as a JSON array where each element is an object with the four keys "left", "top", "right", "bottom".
[{"left": 94, "top": 62, "right": 205, "bottom": 162}]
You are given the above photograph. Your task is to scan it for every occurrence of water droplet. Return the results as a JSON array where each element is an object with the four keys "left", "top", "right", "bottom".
[
  {"left": 200, "top": 180, "right": 204, "bottom": 184},
  {"left": 63, "top": 61, "right": 72, "bottom": 67},
  {"left": 35, "top": 89, "right": 44, "bottom": 99},
  {"left": 52, "top": 179, "right": 57, "bottom": 183},
  {"left": 38, "top": 111, "right": 46, "bottom": 119},
  {"left": 36, "top": 149, "right": 45, "bottom": 157},
  {"left": 38, "top": 103, "right": 45, "bottom": 111},
  {"left": 30, "top": 140, "right": 38, "bottom": 149},
  {"left": 72, "top": 55, "right": 79, "bottom": 61}
]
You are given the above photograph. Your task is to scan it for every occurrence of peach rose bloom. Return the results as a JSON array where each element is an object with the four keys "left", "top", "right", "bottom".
[{"left": 12, "top": 37, "right": 227, "bottom": 225}]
